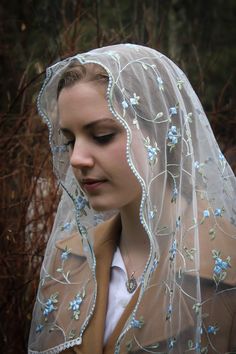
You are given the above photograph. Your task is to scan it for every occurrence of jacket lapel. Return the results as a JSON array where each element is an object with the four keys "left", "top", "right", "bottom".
[{"left": 76, "top": 214, "right": 121, "bottom": 354}]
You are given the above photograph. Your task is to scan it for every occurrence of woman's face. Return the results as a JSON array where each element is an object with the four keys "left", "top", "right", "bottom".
[{"left": 58, "top": 81, "right": 141, "bottom": 211}]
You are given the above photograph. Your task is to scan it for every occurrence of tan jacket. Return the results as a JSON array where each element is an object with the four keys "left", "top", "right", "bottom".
[{"left": 51, "top": 214, "right": 236, "bottom": 354}]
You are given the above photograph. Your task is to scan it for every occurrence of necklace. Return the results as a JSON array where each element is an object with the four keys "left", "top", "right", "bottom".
[
  {"left": 120, "top": 232, "right": 145, "bottom": 294},
  {"left": 125, "top": 271, "right": 138, "bottom": 293},
  {"left": 122, "top": 244, "right": 138, "bottom": 293}
]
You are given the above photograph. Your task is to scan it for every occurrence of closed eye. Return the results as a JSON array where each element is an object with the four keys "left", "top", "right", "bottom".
[{"left": 93, "top": 133, "right": 115, "bottom": 144}]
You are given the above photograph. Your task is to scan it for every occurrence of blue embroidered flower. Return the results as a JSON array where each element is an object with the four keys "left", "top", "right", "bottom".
[
  {"left": 157, "top": 76, "right": 164, "bottom": 90},
  {"left": 43, "top": 300, "right": 55, "bottom": 316},
  {"left": 130, "top": 317, "right": 144, "bottom": 329},
  {"left": 69, "top": 290, "right": 85, "bottom": 320},
  {"left": 143, "top": 137, "right": 160, "bottom": 166},
  {"left": 130, "top": 93, "right": 140, "bottom": 106},
  {"left": 212, "top": 250, "right": 231, "bottom": 285},
  {"left": 195, "top": 342, "right": 201, "bottom": 352},
  {"left": 169, "top": 106, "right": 178, "bottom": 117},
  {"left": 176, "top": 217, "right": 181, "bottom": 228},
  {"left": 43, "top": 293, "right": 59, "bottom": 319},
  {"left": 61, "top": 247, "right": 70, "bottom": 261},
  {"left": 147, "top": 146, "right": 158, "bottom": 161},
  {"left": 70, "top": 296, "right": 82, "bottom": 310},
  {"left": 207, "top": 325, "right": 219, "bottom": 335},
  {"left": 122, "top": 100, "right": 128, "bottom": 109},
  {"left": 167, "top": 126, "right": 181, "bottom": 151},
  {"left": 169, "top": 240, "right": 177, "bottom": 261},
  {"left": 214, "top": 257, "right": 230, "bottom": 273},
  {"left": 75, "top": 195, "right": 89, "bottom": 216},
  {"left": 214, "top": 208, "right": 224, "bottom": 217},
  {"left": 149, "top": 207, "right": 157, "bottom": 219},
  {"left": 213, "top": 265, "right": 222, "bottom": 274},
  {"left": 194, "top": 160, "right": 206, "bottom": 173},
  {"left": 203, "top": 209, "right": 210, "bottom": 218},
  {"left": 93, "top": 213, "right": 103, "bottom": 226},
  {"left": 75, "top": 195, "right": 87, "bottom": 210},
  {"left": 53, "top": 145, "right": 68, "bottom": 153},
  {"left": 218, "top": 151, "right": 226, "bottom": 170},
  {"left": 167, "top": 126, "right": 178, "bottom": 143},
  {"left": 36, "top": 324, "right": 44, "bottom": 333},
  {"left": 149, "top": 210, "right": 155, "bottom": 219},
  {"left": 194, "top": 160, "right": 207, "bottom": 182},
  {"left": 171, "top": 187, "right": 178, "bottom": 203},
  {"left": 61, "top": 222, "right": 71, "bottom": 231},
  {"left": 168, "top": 337, "right": 176, "bottom": 349},
  {"left": 219, "top": 152, "right": 225, "bottom": 161}
]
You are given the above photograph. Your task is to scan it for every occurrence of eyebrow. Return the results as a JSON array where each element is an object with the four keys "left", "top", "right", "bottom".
[{"left": 59, "top": 117, "right": 118, "bottom": 133}]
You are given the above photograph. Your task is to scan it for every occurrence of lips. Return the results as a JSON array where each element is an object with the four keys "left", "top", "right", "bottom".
[{"left": 81, "top": 178, "right": 107, "bottom": 192}]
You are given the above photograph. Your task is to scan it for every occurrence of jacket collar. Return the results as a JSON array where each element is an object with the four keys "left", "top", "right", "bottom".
[{"left": 56, "top": 214, "right": 194, "bottom": 353}]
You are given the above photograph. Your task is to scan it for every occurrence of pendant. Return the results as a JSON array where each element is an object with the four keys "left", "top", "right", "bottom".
[{"left": 126, "top": 272, "right": 137, "bottom": 293}]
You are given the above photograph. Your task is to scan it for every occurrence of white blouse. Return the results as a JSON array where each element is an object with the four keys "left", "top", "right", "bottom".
[{"left": 104, "top": 247, "right": 138, "bottom": 344}]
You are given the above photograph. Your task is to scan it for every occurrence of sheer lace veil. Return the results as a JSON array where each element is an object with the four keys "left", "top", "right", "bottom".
[{"left": 28, "top": 44, "right": 236, "bottom": 354}]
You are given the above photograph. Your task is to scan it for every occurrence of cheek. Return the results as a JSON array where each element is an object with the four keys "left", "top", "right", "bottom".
[
  {"left": 109, "top": 140, "right": 129, "bottom": 174},
  {"left": 113, "top": 145, "right": 141, "bottom": 192},
  {"left": 103, "top": 134, "right": 141, "bottom": 192}
]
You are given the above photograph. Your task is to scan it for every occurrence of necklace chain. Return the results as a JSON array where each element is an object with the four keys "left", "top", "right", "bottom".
[{"left": 120, "top": 232, "right": 144, "bottom": 294}]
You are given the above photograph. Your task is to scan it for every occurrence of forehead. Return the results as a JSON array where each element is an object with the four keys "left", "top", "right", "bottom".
[
  {"left": 58, "top": 81, "right": 105, "bottom": 105},
  {"left": 57, "top": 82, "right": 117, "bottom": 128}
]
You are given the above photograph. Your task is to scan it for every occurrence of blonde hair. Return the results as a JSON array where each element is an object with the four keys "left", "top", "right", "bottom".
[{"left": 57, "top": 62, "right": 109, "bottom": 98}]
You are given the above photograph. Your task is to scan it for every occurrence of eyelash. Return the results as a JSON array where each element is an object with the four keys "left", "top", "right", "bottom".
[
  {"left": 93, "top": 133, "right": 115, "bottom": 144},
  {"left": 64, "top": 133, "right": 115, "bottom": 148}
]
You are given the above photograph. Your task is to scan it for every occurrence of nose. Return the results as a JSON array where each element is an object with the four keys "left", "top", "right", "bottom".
[{"left": 70, "top": 139, "right": 94, "bottom": 169}]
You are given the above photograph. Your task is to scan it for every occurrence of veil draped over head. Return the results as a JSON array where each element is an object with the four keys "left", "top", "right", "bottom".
[{"left": 29, "top": 44, "right": 236, "bottom": 354}]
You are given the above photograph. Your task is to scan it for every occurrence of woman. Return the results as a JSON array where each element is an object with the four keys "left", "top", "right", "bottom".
[{"left": 28, "top": 44, "right": 236, "bottom": 354}]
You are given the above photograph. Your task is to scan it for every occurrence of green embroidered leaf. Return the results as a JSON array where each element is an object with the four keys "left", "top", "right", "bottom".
[
  {"left": 212, "top": 249, "right": 220, "bottom": 258},
  {"left": 142, "top": 63, "right": 148, "bottom": 70},
  {"left": 192, "top": 303, "right": 201, "bottom": 315},
  {"left": 126, "top": 340, "right": 133, "bottom": 352},
  {"left": 209, "top": 228, "right": 216, "bottom": 240},
  {"left": 68, "top": 329, "right": 76, "bottom": 340},
  {"left": 188, "top": 339, "right": 193, "bottom": 349}
]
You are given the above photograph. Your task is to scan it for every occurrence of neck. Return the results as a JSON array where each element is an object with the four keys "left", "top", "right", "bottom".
[{"left": 119, "top": 201, "right": 149, "bottom": 277}]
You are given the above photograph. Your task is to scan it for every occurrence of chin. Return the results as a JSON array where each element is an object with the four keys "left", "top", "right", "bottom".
[
  {"left": 88, "top": 197, "right": 120, "bottom": 212},
  {"left": 90, "top": 203, "right": 118, "bottom": 212}
]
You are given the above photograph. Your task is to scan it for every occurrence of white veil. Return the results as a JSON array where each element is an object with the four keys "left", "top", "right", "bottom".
[{"left": 29, "top": 44, "right": 236, "bottom": 354}]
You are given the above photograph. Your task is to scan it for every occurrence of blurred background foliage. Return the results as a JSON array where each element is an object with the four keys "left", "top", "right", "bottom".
[{"left": 0, "top": 0, "right": 235, "bottom": 352}]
